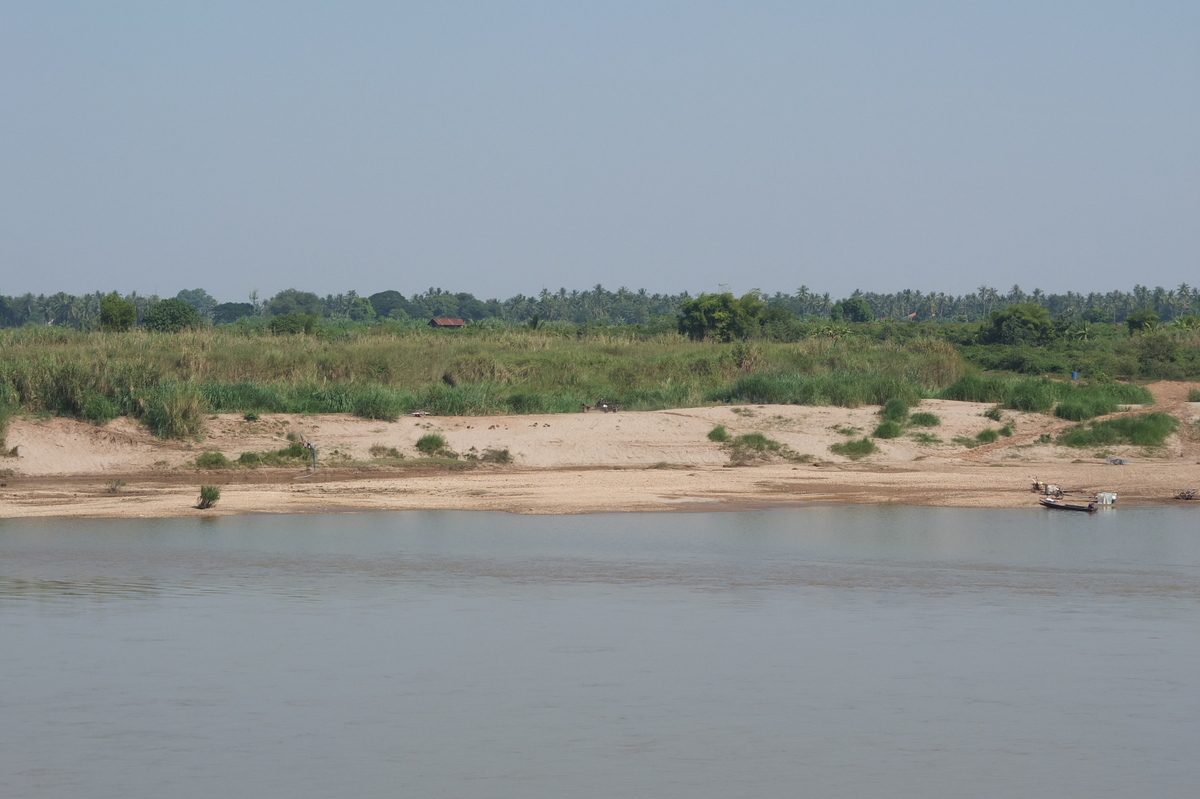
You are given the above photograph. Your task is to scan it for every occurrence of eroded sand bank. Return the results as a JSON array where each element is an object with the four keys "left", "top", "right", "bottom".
[{"left": 2, "top": 383, "right": 1197, "bottom": 518}]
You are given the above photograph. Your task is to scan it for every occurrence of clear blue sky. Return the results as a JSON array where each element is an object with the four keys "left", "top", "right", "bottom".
[{"left": 2, "top": 1, "right": 1197, "bottom": 302}]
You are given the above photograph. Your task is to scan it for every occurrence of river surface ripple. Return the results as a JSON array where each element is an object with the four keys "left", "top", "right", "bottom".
[{"left": 1, "top": 506, "right": 1197, "bottom": 798}]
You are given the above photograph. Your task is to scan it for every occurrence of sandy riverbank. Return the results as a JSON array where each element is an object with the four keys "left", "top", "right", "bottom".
[{"left": 2, "top": 383, "right": 1197, "bottom": 518}]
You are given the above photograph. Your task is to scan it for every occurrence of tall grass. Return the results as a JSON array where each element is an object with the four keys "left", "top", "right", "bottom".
[
  {"left": 0, "top": 327, "right": 969, "bottom": 432},
  {"left": 1058, "top": 413, "right": 1179, "bottom": 447},
  {"left": 941, "top": 375, "right": 1153, "bottom": 419}
]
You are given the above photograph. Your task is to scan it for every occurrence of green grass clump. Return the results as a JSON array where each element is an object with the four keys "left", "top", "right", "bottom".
[
  {"left": 1187, "top": 388, "right": 1200, "bottom": 402},
  {"left": 984, "top": 405, "right": 1003, "bottom": 421},
  {"left": 709, "top": 372, "right": 923, "bottom": 408},
  {"left": 0, "top": 402, "right": 12, "bottom": 451},
  {"left": 197, "top": 485, "right": 220, "bottom": 509},
  {"left": 479, "top": 447, "right": 512, "bottom": 464},
  {"left": 976, "top": 428, "right": 1000, "bottom": 444},
  {"left": 872, "top": 420, "right": 904, "bottom": 439},
  {"left": 879, "top": 397, "right": 910, "bottom": 423},
  {"left": 195, "top": 451, "right": 232, "bottom": 469},
  {"left": 1058, "top": 413, "right": 1179, "bottom": 447},
  {"left": 141, "top": 384, "right": 206, "bottom": 439},
  {"left": 910, "top": 432, "right": 941, "bottom": 444},
  {"left": 416, "top": 433, "right": 449, "bottom": 457},
  {"left": 707, "top": 424, "right": 730, "bottom": 442},
  {"left": 726, "top": 432, "right": 810, "bottom": 465},
  {"left": 369, "top": 444, "right": 402, "bottom": 459},
  {"left": 909, "top": 412, "right": 940, "bottom": 427},
  {"left": 942, "top": 375, "right": 1153, "bottom": 419},
  {"left": 829, "top": 437, "right": 877, "bottom": 460}
]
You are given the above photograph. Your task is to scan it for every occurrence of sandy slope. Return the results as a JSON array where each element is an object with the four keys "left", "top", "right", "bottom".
[{"left": 2, "top": 383, "right": 1197, "bottom": 518}]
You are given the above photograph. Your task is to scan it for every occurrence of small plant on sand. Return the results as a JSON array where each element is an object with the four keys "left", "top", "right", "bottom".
[
  {"left": 976, "top": 428, "right": 1000, "bottom": 444},
  {"left": 195, "top": 451, "right": 232, "bottom": 469},
  {"left": 369, "top": 443, "right": 402, "bottom": 459},
  {"left": 829, "top": 437, "right": 877, "bottom": 460},
  {"left": 879, "top": 397, "right": 910, "bottom": 423},
  {"left": 104, "top": 479, "right": 126, "bottom": 494},
  {"left": 984, "top": 405, "right": 1003, "bottom": 422},
  {"left": 479, "top": 447, "right": 512, "bottom": 464},
  {"left": 726, "top": 432, "right": 810, "bottom": 466},
  {"left": 872, "top": 420, "right": 903, "bottom": 439},
  {"left": 708, "top": 424, "right": 730, "bottom": 442},
  {"left": 243, "top": 412, "right": 260, "bottom": 421},
  {"left": 910, "top": 432, "right": 941, "bottom": 445},
  {"left": 415, "top": 433, "right": 457, "bottom": 458},
  {"left": 1188, "top": 388, "right": 1200, "bottom": 402},
  {"left": 197, "top": 485, "right": 220, "bottom": 509},
  {"left": 909, "top": 412, "right": 940, "bottom": 427},
  {"left": 999, "top": 423, "right": 1014, "bottom": 437}
]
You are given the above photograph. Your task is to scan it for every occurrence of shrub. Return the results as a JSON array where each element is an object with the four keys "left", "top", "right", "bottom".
[
  {"left": 141, "top": 384, "right": 206, "bottom": 439},
  {"left": 976, "top": 428, "right": 1000, "bottom": 444},
  {"left": 941, "top": 374, "right": 1009, "bottom": 403},
  {"left": 999, "top": 423, "right": 1014, "bottom": 437},
  {"left": 984, "top": 406, "right": 1003, "bottom": 421},
  {"left": 350, "top": 385, "right": 404, "bottom": 421},
  {"left": 81, "top": 393, "right": 118, "bottom": 425},
  {"left": 195, "top": 451, "right": 231, "bottom": 469},
  {"left": 480, "top": 447, "right": 512, "bottom": 464},
  {"left": 143, "top": 299, "right": 202, "bottom": 333},
  {"left": 237, "top": 451, "right": 262, "bottom": 467},
  {"left": 197, "top": 485, "right": 220, "bottom": 509},
  {"left": 909, "top": 412, "right": 940, "bottom": 427},
  {"left": 872, "top": 420, "right": 904, "bottom": 439},
  {"left": 267, "top": 313, "right": 318, "bottom": 335},
  {"left": 728, "top": 432, "right": 806, "bottom": 465},
  {"left": 0, "top": 402, "right": 11, "bottom": 451},
  {"left": 829, "top": 437, "right": 877, "bottom": 459},
  {"left": 879, "top": 397, "right": 910, "bottom": 423},
  {"left": 99, "top": 292, "right": 136, "bottom": 332},
  {"left": 369, "top": 444, "right": 402, "bottom": 459},
  {"left": 416, "top": 433, "right": 447, "bottom": 456},
  {"left": 1188, "top": 389, "right": 1200, "bottom": 402},
  {"left": 708, "top": 424, "right": 730, "bottom": 442},
  {"left": 1058, "top": 413, "right": 1179, "bottom": 447},
  {"left": 1054, "top": 397, "right": 1117, "bottom": 421},
  {"left": 243, "top": 412, "right": 260, "bottom": 421}
]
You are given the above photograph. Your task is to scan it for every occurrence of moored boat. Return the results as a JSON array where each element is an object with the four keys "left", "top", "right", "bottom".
[{"left": 1040, "top": 498, "right": 1097, "bottom": 513}]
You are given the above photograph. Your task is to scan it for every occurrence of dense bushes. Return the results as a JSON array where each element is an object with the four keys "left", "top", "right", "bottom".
[
  {"left": 1058, "top": 413, "right": 1179, "bottom": 447},
  {"left": 941, "top": 376, "right": 1152, "bottom": 419}
]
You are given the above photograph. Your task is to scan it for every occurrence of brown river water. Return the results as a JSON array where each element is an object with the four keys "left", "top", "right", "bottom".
[{"left": 1, "top": 507, "right": 1197, "bottom": 798}]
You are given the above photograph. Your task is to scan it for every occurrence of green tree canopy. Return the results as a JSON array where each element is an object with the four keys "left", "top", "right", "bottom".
[
  {"left": 212, "top": 302, "right": 256, "bottom": 324},
  {"left": 265, "top": 288, "right": 323, "bottom": 317},
  {"left": 99, "top": 292, "right": 136, "bottom": 332},
  {"left": 677, "top": 292, "right": 764, "bottom": 341},
  {"left": 831, "top": 296, "right": 873, "bottom": 323},
  {"left": 977, "top": 303, "right": 1053, "bottom": 345},
  {"left": 1125, "top": 307, "right": 1159, "bottom": 335},
  {"left": 142, "top": 298, "right": 201, "bottom": 332},
  {"left": 175, "top": 288, "right": 218, "bottom": 315}
]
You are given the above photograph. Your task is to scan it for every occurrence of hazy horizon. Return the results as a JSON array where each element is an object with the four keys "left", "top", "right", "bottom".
[{"left": 3, "top": 2, "right": 1196, "bottom": 301}]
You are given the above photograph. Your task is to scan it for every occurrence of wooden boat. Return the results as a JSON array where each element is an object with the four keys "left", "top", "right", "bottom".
[{"left": 1040, "top": 498, "right": 1097, "bottom": 513}]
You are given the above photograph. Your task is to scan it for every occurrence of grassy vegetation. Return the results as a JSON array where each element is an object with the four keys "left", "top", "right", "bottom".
[
  {"left": 1188, "top": 388, "right": 1200, "bottom": 402},
  {"left": 0, "top": 327, "right": 967, "bottom": 436},
  {"left": 829, "top": 437, "right": 877, "bottom": 459},
  {"left": 941, "top": 375, "right": 1152, "bottom": 419},
  {"left": 195, "top": 451, "right": 232, "bottom": 469},
  {"left": 909, "top": 412, "right": 940, "bottom": 427},
  {"left": 707, "top": 424, "right": 730, "bottom": 442},
  {"left": 909, "top": 432, "right": 941, "bottom": 444},
  {"left": 1058, "top": 413, "right": 1179, "bottom": 447},
  {"left": 872, "top": 420, "right": 904, "bottom": 439},
  {"left": 415, "top": 433, "right": 451, "bottom": 457},
  {"left": 197, "top": 485, "right": 220, "bottom": 509},
  {"left": 878, "top": 397, "right": 910, "bottom": 423},
  {"left": 726, "top": 432, "right": 811, "bottom": 466}
]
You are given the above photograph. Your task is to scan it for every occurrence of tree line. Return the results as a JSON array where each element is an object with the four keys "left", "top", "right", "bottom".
[{"left": 1, "top": 282, "right": 1197, "bottom": 331}]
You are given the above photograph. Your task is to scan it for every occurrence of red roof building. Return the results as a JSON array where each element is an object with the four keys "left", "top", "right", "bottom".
[{"left": 428, "top": 318, "right": 466, "bottom": 328}]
